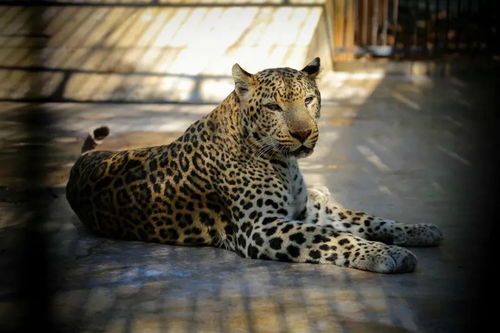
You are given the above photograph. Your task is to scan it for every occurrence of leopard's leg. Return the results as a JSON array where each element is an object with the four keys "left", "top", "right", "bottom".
[
  {"left": 235, "top": 217, "right": 417, "bottom": 273},
  {"left": 306, "top": 186, "right": 443, "bottom": 247}
]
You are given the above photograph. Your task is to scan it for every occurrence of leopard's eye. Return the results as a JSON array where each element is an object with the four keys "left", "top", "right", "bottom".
[
  {"left": 265, "top": 103, "right": 282, "bottom": 111},
  {"left": 305, "top": 96, "right": 314, "bottom": 106}
]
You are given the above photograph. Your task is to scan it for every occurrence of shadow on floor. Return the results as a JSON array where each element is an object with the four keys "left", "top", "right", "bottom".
[{"left": 1, "top": 62, "right": 499, "bottom": 332}]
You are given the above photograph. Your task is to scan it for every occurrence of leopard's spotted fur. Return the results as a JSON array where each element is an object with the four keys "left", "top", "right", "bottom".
[{"left": 66, "top": 58, "right": 442, "bottom": 273}]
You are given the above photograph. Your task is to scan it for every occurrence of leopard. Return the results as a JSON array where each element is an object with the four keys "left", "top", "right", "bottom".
[{"left": 66, "top": 58, "right": 443, "bottom": 273}]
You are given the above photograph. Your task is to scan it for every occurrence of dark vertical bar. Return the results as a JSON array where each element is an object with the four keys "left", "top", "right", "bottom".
[
  {"left": 487, "top": 0, "right": 498, "bottom": 53},
  {"left": 466, "top": 0, "right": 472, "bottom": 52},
  {"left": 413, "top": 0, "right": 419, "bottom": 54},
  {"left": 373, "top": 0, "right": 379, "bottom": 45},
  {"left": 362, "top": 0, "right": 368, "bottom": 46},
  {"left": 477, "top": 0, "right": 484, "bottom": 51},
  {"left": 425, "top": 0, "right": 430, "bottom": 54},
  {"left": 434, "top": 0, "right": 440, "bottom": 54},
  {"left": 381, "top": 0, "right": 389, "bottom": 45},
  {"left": 444, "top": 0, "right": 450, "bottom": 51},
  {"left": 482, "top": 0, "right": 490, "bottom": 52},
  {"left": 354, "top": 0, "right": 359, "bottom": 47},
  {"left": 456, "top": 0, "right": 462, "bottom": 51},
  {"left": 472, "top": 0, "right": 479, "bottom": 52},
  {"left": 13, "top": 7, "right": 61, "bottom": 333},
  {"left": 343, "top": 0, "right": 348, "bottom": 51},
  {"left": 353, "top": 0, "right": 359, "bottom": 52},
  {"left": 392, "top": 0, "right": 400, "bottom": 55}
]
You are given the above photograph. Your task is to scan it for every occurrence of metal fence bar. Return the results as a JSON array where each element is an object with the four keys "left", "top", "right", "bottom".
[
  {"left": 371, "top": 0, "right": 379, "bottom": 45},
  {"left": 425, "top": 0, "right": 430, "bottom": 52},
  {"left": 330, "top": 0, "right": 497, "bottom": 60},
  {"left": 381, "top": 0, "right": 389, "bottom": 45},
  {"left": 456, "top": 0, "right": 462, "bottom": 50},
  {"left": 392, "top": 0, "right": 399, "bottom": 52},
  {"left": 435, "top": 0, "right": 440, "bottom": 54},
  {"left": 444, "top": 0, "right": 450, "bottom": 51},
  {"left": 413, "top": 0, "right": 419, "bottom": 53}
]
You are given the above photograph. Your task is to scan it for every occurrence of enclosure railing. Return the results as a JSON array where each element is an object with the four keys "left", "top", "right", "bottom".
[{"left": 326, "top": 0, "right": 498, "bottom": 60}]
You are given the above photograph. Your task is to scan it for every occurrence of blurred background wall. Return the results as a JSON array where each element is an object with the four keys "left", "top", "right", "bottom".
[
  {"left": 0, "top": 0, "right": 332, "bottom": 103},
  {"left": 1, "top": 0, "right": 497, "bottom": 104}
]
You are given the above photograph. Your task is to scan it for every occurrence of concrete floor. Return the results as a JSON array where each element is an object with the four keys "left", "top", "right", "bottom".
[{"left": 0, "top": 67, "right": 497, "bottom": 332}]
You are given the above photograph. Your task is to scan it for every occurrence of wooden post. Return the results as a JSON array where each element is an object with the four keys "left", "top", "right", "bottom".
[
  {"left": 362, "top": 0, "right": 368, "bottom": 46},
  {"left": 345, "top": 0, "right": 355, "bottom": 60},
  {"left": 333, "top": 0, "right": 345, "bottom": 61}
]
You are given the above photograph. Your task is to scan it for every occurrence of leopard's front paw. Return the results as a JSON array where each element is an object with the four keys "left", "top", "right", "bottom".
[
  {"left": 393, "top": 223, "right": 443, "bottom": 247},
  {"left": 351, "top": 243, "right": 417, "bottom": 274},
  {"left": 308, "top": 186, "right": 331, "bottom": 204}
]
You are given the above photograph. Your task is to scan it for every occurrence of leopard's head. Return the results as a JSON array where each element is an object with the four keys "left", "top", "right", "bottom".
[{"left": 232, "top": 58, "right": 321, "bottom": 159}]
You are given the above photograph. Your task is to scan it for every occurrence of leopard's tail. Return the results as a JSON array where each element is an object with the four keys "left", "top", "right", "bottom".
[{"left": 81, "top": 126, "right": 110, "bottom": 153}]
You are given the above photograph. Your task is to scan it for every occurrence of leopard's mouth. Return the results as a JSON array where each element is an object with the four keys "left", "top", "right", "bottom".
[
  {"left": 273, "top": 140, "right": 316, "bottom": 158},
  {"left": 290, "top": 145, "right": 314, "bottom": 158}
]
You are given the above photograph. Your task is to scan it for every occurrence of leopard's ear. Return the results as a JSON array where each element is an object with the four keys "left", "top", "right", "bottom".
[
  {"left": 301, "top": 57, "right": 320, "bottom": 80},
  {"left": 232, "top": 63, "right": 254, "bottom": 97}
]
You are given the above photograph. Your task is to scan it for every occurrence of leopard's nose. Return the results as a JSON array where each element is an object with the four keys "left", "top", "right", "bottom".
[{"left": 289, "top": 129, "right": 312, "bottom": 143}]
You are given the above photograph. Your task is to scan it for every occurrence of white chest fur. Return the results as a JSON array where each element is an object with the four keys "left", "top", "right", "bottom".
[{"left": 283, "top": 159, "right": 308, "bottom": 220}]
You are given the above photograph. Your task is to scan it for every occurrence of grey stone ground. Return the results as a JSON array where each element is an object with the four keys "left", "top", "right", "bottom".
[{"left": 0, "top": 68, "right": 497, "bottom": 332}]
